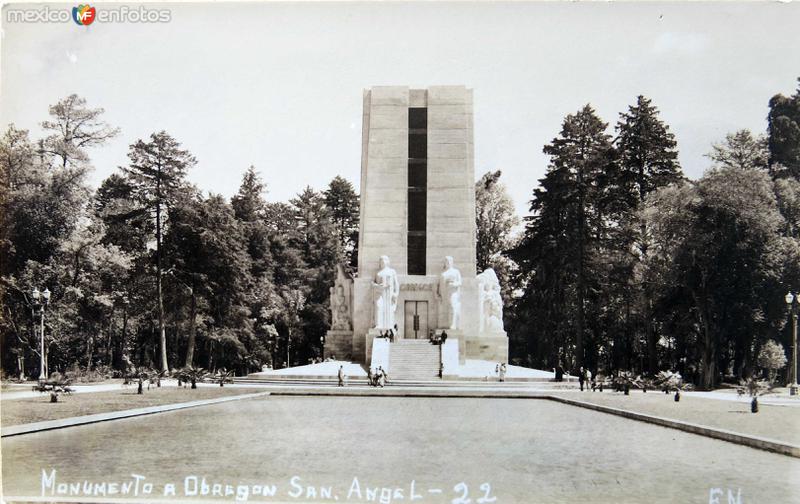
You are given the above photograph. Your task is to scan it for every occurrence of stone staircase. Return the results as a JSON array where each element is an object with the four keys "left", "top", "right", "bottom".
[{"left": 389, "top": 340, "right": 441, "bottom": 380}]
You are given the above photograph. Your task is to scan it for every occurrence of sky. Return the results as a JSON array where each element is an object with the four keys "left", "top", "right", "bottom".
[{"left": 1, "top": 1, "right": 799, "bottom": 218}]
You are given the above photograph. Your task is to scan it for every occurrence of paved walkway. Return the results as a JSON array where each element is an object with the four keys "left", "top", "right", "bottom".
[
  {"left": 2, "top": 391, "right": 271, "bottom": 437},
  {"left": 5, "top": 396, "right": 797, "bottom": 503},
  {"left": 1, "top": 380, "right": 225, "bottom": 401},
  {"left": 6, "top": 379, "right": 800, "bottom": 406},
  {"left": 686, "top": 389, "right": 800, "bottom": 406}
]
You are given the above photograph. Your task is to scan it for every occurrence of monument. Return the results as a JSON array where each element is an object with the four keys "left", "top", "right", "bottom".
[{"left": 325, "top": 86, "right": 508, "bottom": 367}]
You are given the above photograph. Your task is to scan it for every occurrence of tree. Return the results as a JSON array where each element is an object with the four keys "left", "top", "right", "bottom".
[
  {"left": 231, "top": 166, "right": 266, "bottom": 222},
  {"left": 767, "top": 78, "right": 800, "bottom": 179},
  {"left": 94, "top": 174, "right": 151, "bottom": 254},
  {"left": 708, "top": 130, "right": 769, "bottom": 172},
  {"left": 123, "top": 131, "right": 196, "bottom": 372},
  {"left": 323, "top": 176, "right": 359, "bottom": 268},
  {"left": 475, "top": 170, "right": 519, "bottom": 272},
  {"left": 615, "top": 95, "right": 683, "bottom": 374},
  {"left": 757, "top": 339, "right": 787, "bottom": 382},
  {"left": 644, "top": 167, "right": 786, "bottom": 388},
  {"left": 512, "top": 105, "right": 615, "bottom": 370},
  {"left": 40, "top": 94, "right": 119, "bottom": 169}
]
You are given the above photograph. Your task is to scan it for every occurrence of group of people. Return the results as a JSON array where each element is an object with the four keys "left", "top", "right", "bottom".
[
  {"left": 377, "top": 330, "right": 395, "bottom": 342},
  {"left": 577, "top": 366, "right": 602, "bottom": 391},
  {"left": 428, "top": 330, "right": 448, "bottom": 345},
  {"left": 495, "top": 362, "right": 508, "bottom": 382},
  {"left": 367, "top": 366, "right": 388, "bottom": 387},
  {"left": 337, "top": 364, "right": 389, "bottom": 387}
]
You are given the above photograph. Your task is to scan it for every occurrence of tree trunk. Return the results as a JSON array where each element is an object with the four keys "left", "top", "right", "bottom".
[
  {"left": 575, "top": 161, "right": 586, "bottom": 370},
  {"left": 106, "top": 310, "right": 114, "bottom": 367},
  {"left": 156, "top": 171, "right": 168, "bottom": 373},
  {"left": 699, "top": 307, "right": 716, "bottom": 390},
  {"left": 86, "top": 336, "right": 94, "bottom": 371},
  {"left": 185, "top": 286, "right": 197, "bottom": 367}
]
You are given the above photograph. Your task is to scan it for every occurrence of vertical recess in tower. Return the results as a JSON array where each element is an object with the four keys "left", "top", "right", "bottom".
[{"left": 407, "top": 107, "right": 427, "bottom": 275}]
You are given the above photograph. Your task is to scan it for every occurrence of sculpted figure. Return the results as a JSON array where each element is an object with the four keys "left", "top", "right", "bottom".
[
  {"left": 477, "top": 268, "right": 505, "bottom": 332},
  {"left": 372, "top": 256, "right": 400, "bottom": 329},
  {"left": 437, "top": 256, "right": 462, "bottom": 330},
  {"left": 329, "top": 265, "right": 352, "bottom": 331},
  {"left": 330, "top": 285, "right": 350, "bottom": 330}
]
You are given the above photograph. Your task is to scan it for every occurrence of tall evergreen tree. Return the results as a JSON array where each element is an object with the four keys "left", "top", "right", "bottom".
[
  {"left": 323, "top": 176, "right": 359, "bottom": 268},
  {"left": 122, "top": 131, "right": 195, "bottom": 372},
  {"left": 614, "top": 95, "right": 682, "bottom": 373},
  {"left": 512, "top": 105, "right": 615, "bottom": 370}
]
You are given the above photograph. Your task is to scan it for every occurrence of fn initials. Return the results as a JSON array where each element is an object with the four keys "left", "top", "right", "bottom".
[{"left": 708, "top": 488, "right": 742, "bottom": 504}]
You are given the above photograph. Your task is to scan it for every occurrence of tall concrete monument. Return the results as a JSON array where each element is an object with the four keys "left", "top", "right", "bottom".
[{"left": 326, "top": 86, "right": 508, "bottom": 368}]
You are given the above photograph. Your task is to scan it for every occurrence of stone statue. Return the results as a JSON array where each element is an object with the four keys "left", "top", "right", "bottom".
[
  {"left": 329, "top": 265, "right": 352, "bottom": 331},
  {"left": 477, "top": 268, "right": 504, "bottom": 333},
  {"left": 437, "top": 256, "right": 462, "bottom": 330},
  {"left": 372, "top": 255, "right": 400, "bottom": 330},
  {"left": 330, "top": 285, "right": 350, "bottom": 330}
]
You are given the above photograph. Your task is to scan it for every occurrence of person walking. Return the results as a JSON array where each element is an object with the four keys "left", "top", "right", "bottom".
[
  {"left": 367, "top": 367, "right": 374, "bottom": 387},
  {"left": 499, "top": 362, "right": 507, "bottom": 382},
  {"left": 338, "top": 365, "right": 345, "bottom": 387},
  {"left": 585, "top": 368, "right": 592, "bottom": 391},
  {"left": 578, "top": 366, "right": 585, "bottom": 391}
]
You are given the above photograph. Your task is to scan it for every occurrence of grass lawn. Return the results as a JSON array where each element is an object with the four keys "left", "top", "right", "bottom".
[
  {"left": 1, "top": 385, "right": 253, "bottom": 427},
  {"left": 551, "top": 389, "right": 800, "bottom": 445}
]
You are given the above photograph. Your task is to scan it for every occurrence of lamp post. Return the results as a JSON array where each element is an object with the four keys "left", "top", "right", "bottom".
[
  {"left": 31, "top": 287, "right": 51, "bottom": 382},
  {"left": 320, "top": 335, "right": 325, "bottom": 360},
  {"left": 786, "top": 292, "right": 798, "bottom": 396}
]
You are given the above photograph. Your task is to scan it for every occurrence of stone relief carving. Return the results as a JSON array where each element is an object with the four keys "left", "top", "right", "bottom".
[
  {"left": 372, "top": 255, "right": 400, "bottom": 330},
  {"left": 477, "top": 268, "right": 505, "bottom": 333},
  {"left": 437, "top": 256, "right": 462, "bottom": 330},
  {"left": 329, "top": 264, "right": 353, "bottom": 331}
]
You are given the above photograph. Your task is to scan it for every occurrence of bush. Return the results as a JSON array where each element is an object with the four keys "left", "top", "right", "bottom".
[
  {"left": 757, "top": 340, "right": 787, "bottom": 383},
  {"left": 64, "top": 364, "right": 113, "bottom": 383}
]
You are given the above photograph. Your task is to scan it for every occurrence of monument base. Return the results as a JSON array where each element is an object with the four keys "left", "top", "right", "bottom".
[
  {"left": 465, "top": 333, "right": 509, "bottom": 363},
  {"left": 324, "top": 330, "right": 354, "bottom": 362},
  {"left": 366, "top": 328, "right": 396, "bottom": 366},
  {"left": 435, "top": 329, "right": 465, "bottom": 365}
]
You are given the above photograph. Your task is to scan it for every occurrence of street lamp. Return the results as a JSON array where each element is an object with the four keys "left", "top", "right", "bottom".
[
  {"left": 786, "top": 292, "right": 798, "bottom": 396},
  {"left": 32, "top": 287, "right": 51, "bottom": 382},
  {"left": 320, "top": 335, "right": 325, "bottom": 360}
]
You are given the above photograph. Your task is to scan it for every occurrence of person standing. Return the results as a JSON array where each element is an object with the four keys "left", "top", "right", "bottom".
[
  {"left": 578, "top": 366, "right": 585, "bottom": 391},
  {"left": 338, "top": 365, "right": 345, "bottom": 387},
  {"left": 499, "top": 363, "right": 507, "bottom": 382},
  {"left": 379, "top": 366, "right": 388, "bottom": 387},
  {"left": 367, "top": 367, "right": 374, "bottom": 387},
  {"left": 585, "top": 368, "right": 592, "bottom": 392}
]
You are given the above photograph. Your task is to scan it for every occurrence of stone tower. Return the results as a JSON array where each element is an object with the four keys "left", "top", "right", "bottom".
[{"left": 325, "top": 86, "right": 508, "bottom": 366}]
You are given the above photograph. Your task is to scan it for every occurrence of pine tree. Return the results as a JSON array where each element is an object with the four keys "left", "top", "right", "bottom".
[
  {"left": 614, "top": 96, "right": 682, "bottom": 373},
  {"left": 512, "top": 105, "right": 615, "bottom": 370},
  {"left": 123, "top": 131, "right": 195, "bottom": 372},
  {"left": 323, "top": 176, "right": 359, "bottom": 268},
  {"left": 231, "top": 166, "right": 266, "bottom": 222}
]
